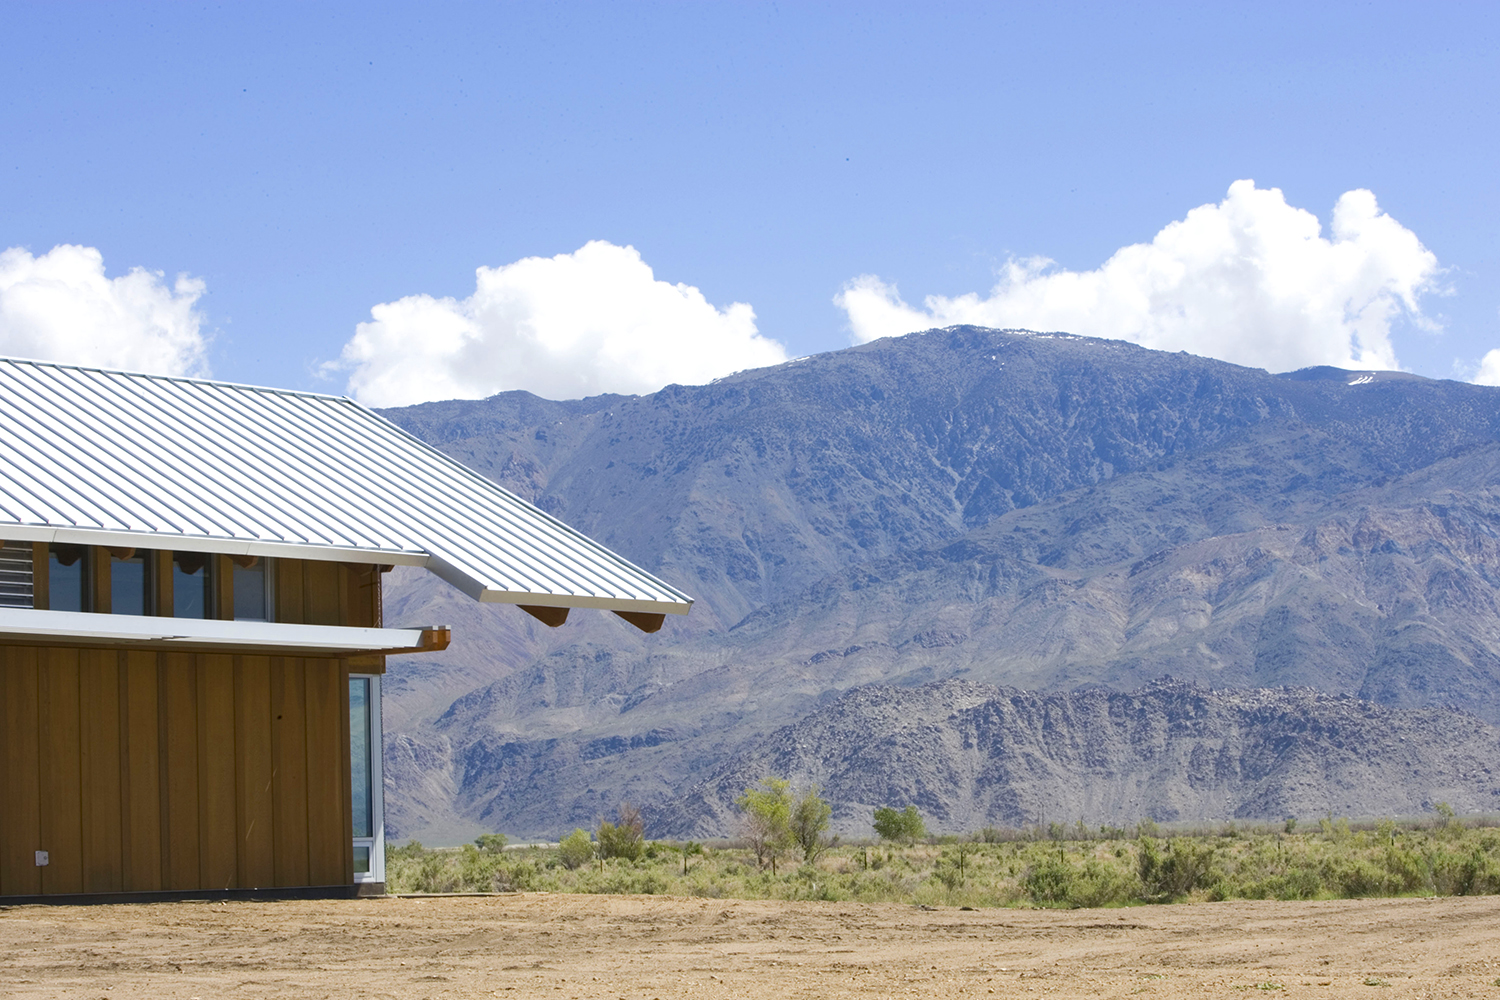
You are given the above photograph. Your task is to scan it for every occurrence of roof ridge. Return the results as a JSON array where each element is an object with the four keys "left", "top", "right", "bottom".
[{"left": 0, "top": 355, "right": 355, "bottom": 404}]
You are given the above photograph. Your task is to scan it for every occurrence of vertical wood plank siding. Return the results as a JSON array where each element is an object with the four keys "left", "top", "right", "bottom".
[
  {"left": 0, "top": 647, "right": 42, "bottom": 894},
  {"left": 0, "top": 646, "right": 356, "bottom": 895},
  {"left": 39, "top": 648, "right": 84, "bottom": 894},
  {"left": 122, "top": 650, "right": 162, "bottom": 890},
  {"left": 0, "top": 559, "right": 376, "bottom": 897}
]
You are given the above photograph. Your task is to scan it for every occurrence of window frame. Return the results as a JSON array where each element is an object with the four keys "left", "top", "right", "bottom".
[
  {"left": 349, "top": 673, "right": 385, "bottom": 886},
  {"left": 46, "top": 543, "right": 92, "bottom": 613},
  {"left": 170, "top": 550, "right": 215, "bottom": 620},
  {"left": 107, "top": 548, "right": 155, "bottom": 617},
  {"left": 231, "top": 556, "right": 276, "bottom": 622}
]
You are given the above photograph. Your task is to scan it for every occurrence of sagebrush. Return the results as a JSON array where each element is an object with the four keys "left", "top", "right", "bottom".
[{"left": 385, "top": 815, "right": 1500, "bottom": 907}]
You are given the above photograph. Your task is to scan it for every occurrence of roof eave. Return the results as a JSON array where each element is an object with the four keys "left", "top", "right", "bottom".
[
  {"left": 0, "top": 525, "right": 430, "bottom": 566},
  {"left": 424, "top": 554, "right": 692, "bottom": 616}
]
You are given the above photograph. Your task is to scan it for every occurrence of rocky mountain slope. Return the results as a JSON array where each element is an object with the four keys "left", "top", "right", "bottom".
[
  {"left": 376, "top": 328, "right": 1500, "bottom": 841},
  {"left": 659, "top": 679, "right": 1500, "bottom": 837}
]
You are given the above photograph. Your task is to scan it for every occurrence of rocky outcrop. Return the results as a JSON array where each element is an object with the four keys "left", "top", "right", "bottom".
[{"left": 657, "top": 679, "right": 1500, "bottom": 837}]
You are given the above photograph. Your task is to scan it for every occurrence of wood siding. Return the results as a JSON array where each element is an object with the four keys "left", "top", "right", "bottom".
[{"left": 0, "top": 646, "right": 355, "bottom": 896}]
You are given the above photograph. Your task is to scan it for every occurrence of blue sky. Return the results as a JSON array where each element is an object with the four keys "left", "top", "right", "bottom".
[{"left": 1, "top": 2, "right": 1496, "bottom": 401}]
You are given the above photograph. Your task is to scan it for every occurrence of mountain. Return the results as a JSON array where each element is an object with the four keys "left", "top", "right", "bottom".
[
  {"left": 376, "top": 328, "right": 1500, "bottom": 841},
  {"left": 658, "top": 679, "right": 1500, "bottom": 837}
]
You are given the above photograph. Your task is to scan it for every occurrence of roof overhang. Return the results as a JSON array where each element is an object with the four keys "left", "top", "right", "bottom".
[
  {"left": 0, "top": 608, "right": 450, "bottom": 657},
  {"left": 0, "top": 525, "right": 429, "bottom": 568},
  {"left": 6, "top": 527, "right": 693, "bottom": 617},
  {"left": 425, "top": 554, "right": 692, "bottom": 615}
]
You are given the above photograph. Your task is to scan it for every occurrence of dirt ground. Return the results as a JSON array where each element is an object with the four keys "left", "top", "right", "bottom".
[{"left": 4, "top": 892, "right": 1500, "bottom": 999}]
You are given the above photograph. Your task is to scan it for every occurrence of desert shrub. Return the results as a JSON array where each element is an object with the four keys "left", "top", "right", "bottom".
[
  {"left": 1247, "top": 868, "right": 1324, "bottom": 901},
  {"left": 1433, "top": 802, "right": 1458, "bottom": 836},
  {"left": 1378, "top": 843, "right": 1428, "bottom": 893},
  {"left": 1323, "top": 856, "right": 1399, "bottom": 898},
  {"left": 558, "top": 828, "right": 595, "bottom": 869},
  {"left": 1430, "top": 845, "right": 1500, "bottom": 896},
  {"left": 1069, "top": 858, "right": 1139, "bottom": 907},
  {"left": 1022, "top": 855, "right": 1135, "bottom": 908},
  {"left": 1022, "top": 856, "right": 1076, "bottom": 905},
  {"left": 931, "top": 841, "right": 979, "bottom": 896},
  {"left": 455, "top": 843, "right": 495, "bottom": 888},
  {"left": 379, "top": 812, "right": 1500, "bottom": 908},
  {"left": 933, "top": 856, "right": 965, "bottom": 895},
  {"left": 598, "top": 803, "right": 645, "bottom": 861},
  {"left": 416, "top": 850, "right": 462, "bottom": 893},
  {"left": 581, "top": 866, "right": 669, "bottom": 895},
  {"left": 1137, "top": 837, "right": 1216, "bottom": 901}
]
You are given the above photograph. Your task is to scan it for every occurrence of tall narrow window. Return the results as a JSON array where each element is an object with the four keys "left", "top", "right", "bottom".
[
  {"left": 172, "top": 551, "right": 212, "bottom": 618},
  {"left": 0, "top": 542, "right": 33, "bottom": 608},
  {"left": 48, "top": 544, "right": 88, "bottom": 612},
  {"left": 110, "top": 549, "right": 151, "bottom": 616},
  {"left": 350, "top": 676, "right": 374, "bottom": 874},
  {"left": 232, "top": 556, "right": 271, "bottom": 621}
]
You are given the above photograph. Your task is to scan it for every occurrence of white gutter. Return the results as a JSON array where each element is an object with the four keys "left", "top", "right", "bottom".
[{"left": 0, "top": 608, "right": 449, "bottom": 656}]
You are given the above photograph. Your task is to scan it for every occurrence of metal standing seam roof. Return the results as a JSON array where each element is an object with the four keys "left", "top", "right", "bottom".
[{"left": 0, "top": 357, "right": 693, "bottom": 616}]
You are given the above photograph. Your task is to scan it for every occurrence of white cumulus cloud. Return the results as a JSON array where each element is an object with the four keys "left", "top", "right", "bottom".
[
  {"left": 1472, "top": 349, "right": 1500, "bottom": 386},
  {"left": 836, "top": 180, "right": 1442, "bottom": 373},
  {"left": 330, "top": 240, "right": 789, "bottom": 406},
  {"left": 0, "top": 244, "right": 209, "bottom": 376}
]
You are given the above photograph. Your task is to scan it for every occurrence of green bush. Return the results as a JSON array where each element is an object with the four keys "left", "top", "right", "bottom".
[
  {"left": 873, "top": 805, "right": 927, "bottom": 845},
  {"left": 1069, "top": 857, "right": 1139, "bottom": 907},
  {"left": 379, "top": 812, "right": 1500, "bottom": 908},
  {"left": 1022, "top": 856, "right": 1075, "bottom": 905},
  {"left": 558, "top": 828, "right": 595, "bottom": 869},
  {"left": 1431, "top": 845, "right": 1500, "bottom": 895},
  {"left": 597, "top": 803, "right": 645, "bottom": 861},
  {"left": 737, "top": 777, "right": 794, "bottom": 871},
  {"left": 1138, "top": 837, "right": 1216, "bottom": 901},
  {"left": 474, "top": 832, "right": 508, "bottom": 853},
  {"left": 792, "top": 787, "right": 834, "bottom": 863}
]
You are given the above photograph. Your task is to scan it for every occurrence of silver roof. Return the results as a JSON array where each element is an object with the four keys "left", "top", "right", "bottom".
[{"left": 0, "top": 358, "right": 692, "bottom": 616}]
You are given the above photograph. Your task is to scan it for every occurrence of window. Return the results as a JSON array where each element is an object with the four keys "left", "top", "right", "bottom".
[
  {"left": 48, "top": 544, "right": 89, "bottom": 612},
  {"left": 172, "top": 551, "right": 212, "bottom": 619},
  {"left": 232, "top": 556, "right": 273, "bottom": 621},
  {"left": 350, "top": 674, "right": 384, "bottom": 883},
  {"left": 110, "top": 549, "right": 152, "bottom": 616},
  {"left": 0, "top": 542, "right": 33, "bottom": 608}
]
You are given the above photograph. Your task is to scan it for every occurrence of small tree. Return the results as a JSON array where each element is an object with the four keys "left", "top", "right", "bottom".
[
  {"left": 558, "top": 828, "right": 594, "bottom": 870},
  {"left": 791, "top": 786, "right": 834, "bottom": 863},
  {"left": 474, "top": 832, "right": 508, "bottom": 853},
  {"left": 597, "top": 802, "right": 645, "bottom": 861},
  {"left": 873, "top": 805, "right": 926, "bottom": 845},
  {"left": 736, "top": 777, "right": 794, "bottom": 873}
]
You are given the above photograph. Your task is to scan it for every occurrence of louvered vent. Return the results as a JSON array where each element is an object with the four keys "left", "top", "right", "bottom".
[{"left": 0, "top": 542, "right": 34, "bottom": 608}]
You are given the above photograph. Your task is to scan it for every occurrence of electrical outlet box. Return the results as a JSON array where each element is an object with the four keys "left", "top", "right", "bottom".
[{"left": 34, "top": 850, "right": 48, "bottom": 867}]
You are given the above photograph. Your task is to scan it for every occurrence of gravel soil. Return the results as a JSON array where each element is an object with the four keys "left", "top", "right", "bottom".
[{"left": 4, "top": 892, "right": 1500, "bottom": 999}]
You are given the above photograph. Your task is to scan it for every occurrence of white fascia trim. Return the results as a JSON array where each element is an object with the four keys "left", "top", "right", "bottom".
[
  {"left": 474, "top": 589, "right": 693, "bottom": 615},
  {"left": 423, "top": 554, "right": 692, "bottom": 615},
  {"left": 0, "top": 524, "right": 428, "bottom": 567},
  {"left": 0, "top": 608, "right": 437, "bottom": 653}
]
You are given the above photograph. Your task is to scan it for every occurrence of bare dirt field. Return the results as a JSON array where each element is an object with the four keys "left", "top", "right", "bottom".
[{"left": 4, "top": 892, "right": 1500, "bottom": 999}]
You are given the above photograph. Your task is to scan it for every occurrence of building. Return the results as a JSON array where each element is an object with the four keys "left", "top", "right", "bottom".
[{"left": 0, "top": 357, "right": 691, "bottom": 901}]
